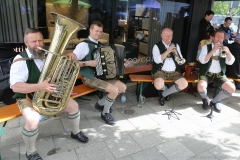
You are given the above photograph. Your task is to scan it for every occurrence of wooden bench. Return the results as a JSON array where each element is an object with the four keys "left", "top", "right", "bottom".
[
  {"left": 129, "top": 74, "right": 198, "bottom": 107},
  {"left": 123, "top": 64, "right": 152, "bottom": 83},
  {"left": 129, "top": 74, "right": 240, "bottom": 106}
]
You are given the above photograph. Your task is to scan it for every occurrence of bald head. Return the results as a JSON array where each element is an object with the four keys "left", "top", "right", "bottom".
[{"left": 161, "top": 28, "right": 173, "bottom": 45}]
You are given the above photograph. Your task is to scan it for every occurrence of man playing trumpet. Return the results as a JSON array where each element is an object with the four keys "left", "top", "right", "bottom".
[
  {"left": 152, "top": 28, "right": 188, "bottom": 106},
  {"left": 197, "top": 29, "right": 235, "bottom": 112}
]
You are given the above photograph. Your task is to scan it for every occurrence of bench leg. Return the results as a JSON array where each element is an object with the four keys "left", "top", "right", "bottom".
[{"left": 137, "top": 82, "right": 146, "bottom": 107}]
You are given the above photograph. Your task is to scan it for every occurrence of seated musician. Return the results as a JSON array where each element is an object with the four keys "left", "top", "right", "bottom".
[
  {"left": 152, "top": 28, "right": 188, "bottom": 106},
  {"left": 66, "top": 21, "right": 126, "bottom": 126},
  {"left": 197, "top": 29, "right": 235, "bottom": 112},
  {"left": 10, "top": 28, "right": 88, "bottom": 160}
]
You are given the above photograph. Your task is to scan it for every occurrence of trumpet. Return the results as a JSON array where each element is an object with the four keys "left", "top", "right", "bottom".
[
  {"left": 219, "top": 44, "right": 228, "bottom": 58},
  {"left": 169, "top": 42, "right": 186, "bottom": 65}
]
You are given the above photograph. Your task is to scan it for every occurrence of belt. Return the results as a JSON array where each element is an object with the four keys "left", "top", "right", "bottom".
[
  {"left": 162, "top": 70, "right": 175, "bottom": 74},
  {"left": 207, "top": 72, "right": 222, "bottom": 78}
]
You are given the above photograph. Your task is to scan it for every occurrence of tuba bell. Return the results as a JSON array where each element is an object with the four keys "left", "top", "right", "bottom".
[{"left": 32, "top": 12, "right": 85, "bottom": 116}]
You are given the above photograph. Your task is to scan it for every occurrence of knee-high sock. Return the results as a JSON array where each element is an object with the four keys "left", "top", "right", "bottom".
[
  {"left": 102, "top": 96, "right": 115, "bottom": 115},
  {"left": 162, "top": 84, "right": 180, "bottom": 97},
  {"left": 67, "top": 110, "right": 80, "bottom": 135},
  {"left": 22, "top": 127, "right": 39, "bottom": 155},
  {"left": 97, "top": 95, "right": 107, "bottom": 106},
  {"left": 198, "top": 89, "right": 209, "bottom": 101},
  {"left": 161, "top": 85, "right": 168, "bottom": 91},
  {"left": 212, "top": 89, "right": 231, "bottom": 103}
]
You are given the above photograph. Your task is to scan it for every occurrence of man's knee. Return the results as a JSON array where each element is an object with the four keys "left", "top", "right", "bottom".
[
  {"left": 153, "top": 79, "right": 164, "bottom": 90},
  {"left": 223, "top": 82, "right": 236, "bottom": 93}
]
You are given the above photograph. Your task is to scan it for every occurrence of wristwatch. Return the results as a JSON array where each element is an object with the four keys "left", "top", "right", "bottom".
[{"left": 82, "top": 61, "right": 86, "bottom": 67}]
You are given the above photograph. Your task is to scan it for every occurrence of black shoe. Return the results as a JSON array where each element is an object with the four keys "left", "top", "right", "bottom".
[
  {"left": 165, "top": 95, "right": 170, "bottom": 101},
  {"left": 101, "top": 113, "right": 116, "bottom": 125},
  {"left": 210, "top": 101, "right": 221, "bottom": 113},
  {"left": 71, "top": 131, "right": 89, "bottom": 143},
  {"left": 26, "top": 152, "right": 42, "bottom": 160},
  {"left": 95, "top": 102, "right": 112, "bottom": 113},
  {"left": 202, "top": 99, "right": 209, "bottom": 110},
  {"left": 158, "top": 92, "right": 165, "bottom": 106}
]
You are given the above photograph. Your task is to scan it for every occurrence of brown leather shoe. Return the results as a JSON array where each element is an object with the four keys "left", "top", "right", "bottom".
[
  {"left": 26, "top": 152, "right": 42, "bottom": 160},
  {"left": 71, "top": 131, "right": 89, "bottom": 143}
]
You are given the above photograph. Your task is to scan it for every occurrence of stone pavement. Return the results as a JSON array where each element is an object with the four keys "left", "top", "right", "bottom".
[{"left": 1, "top": 83, "right": 240, "bottom": 160}]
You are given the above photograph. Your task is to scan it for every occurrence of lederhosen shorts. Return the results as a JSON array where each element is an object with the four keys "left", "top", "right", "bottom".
[
  {"left": 199, "top": 72, "right": 229, "bottom": 87},
  {"left": 81, "top": 76, "right": 118, "bottom": 92},
  {"left": 153, "top": 70, "right": 183, "bottom": 82}
]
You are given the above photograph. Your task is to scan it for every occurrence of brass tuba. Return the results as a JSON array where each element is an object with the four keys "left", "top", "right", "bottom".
[{"left": 32, "top": 12, "right": 85, "bottom": 116}]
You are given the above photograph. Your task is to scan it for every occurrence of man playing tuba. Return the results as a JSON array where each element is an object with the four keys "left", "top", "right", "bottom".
[
  {"left": 152, "top": 28, "right": 188, "bottom": 106},
  {"left": 197, "top": 29, "right": 235, "bottom": 112},
  {"left": 10, "top": 28, "right": 89, "bottom": 160}
]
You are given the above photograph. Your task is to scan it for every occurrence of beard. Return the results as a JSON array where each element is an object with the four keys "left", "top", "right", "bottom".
[{"left": 28, "top": 45, "right": 46, "bottom": 59}]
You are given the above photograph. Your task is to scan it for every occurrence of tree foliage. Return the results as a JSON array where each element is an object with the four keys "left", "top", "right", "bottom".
[{"left": 213, "top": 1, "right": 240, "bottom": 17}]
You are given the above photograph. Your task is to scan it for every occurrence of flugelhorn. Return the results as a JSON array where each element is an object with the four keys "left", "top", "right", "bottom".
[
  {"left": 219, "top": 44, "right": 228, "bottom": 58},
  {"left": 169, "top": 42, "right": 186, "bottom": 65}
]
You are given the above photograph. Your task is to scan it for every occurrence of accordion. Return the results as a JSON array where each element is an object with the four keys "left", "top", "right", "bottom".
[{"left": 92, "top": 44, "right": 125, "bottom": 80}]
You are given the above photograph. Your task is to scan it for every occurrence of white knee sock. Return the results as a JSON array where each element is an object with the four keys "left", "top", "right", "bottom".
[
  {"left": 67, "top": 110, "right": 81, "bottom": 135},
  {"left": 22, "top": 127, "right": 39, "bottom": 155}
]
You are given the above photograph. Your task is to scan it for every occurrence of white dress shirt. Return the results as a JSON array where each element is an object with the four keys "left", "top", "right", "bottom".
[
  {"left": 73, "top": 37, "right": 99, "bottom": 60},
  {"left": 9, "top": 48, "right": 45, "bottom": 88},
  {"left": 152, "top": 41, "right": 183, "bottom": 72},
  {"left": 199, "top": 43, "right": 235, "bottom": 73}
]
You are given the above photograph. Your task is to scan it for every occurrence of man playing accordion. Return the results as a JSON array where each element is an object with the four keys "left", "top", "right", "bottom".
[{"left": 67, "top": 21, "right": 126, "bottom": 125}]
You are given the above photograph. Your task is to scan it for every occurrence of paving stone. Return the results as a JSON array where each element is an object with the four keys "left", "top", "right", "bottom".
[
  {"left": 117, "top": 155, "right": 133, "bottom": 160},
  {"left": 75, "top": 141, "right": 115, "bottom": 160},
  {"left": 53, "top": 133, "right": 89, "bottom": 153},
  {"left": 128, "top": 115, "right": 159, "bottom": 130},
  {"left": 130, "top": 147, "right": 167, "bottom": 160},
  {"left": 44, "top": 150, "right": 78, "bottom": 160},
  {"left": 1, "top": 143, "right": 20, "bottom": 160},
  {"left": 177, "top": 133, "right": 215, "bottom": 154},
  {"left": 155, "top": 139, "right": 195, "bottom": 160},
  {"left": 171, "top": 117, "right": 202, "bottom": 134},
  {"left": 38, "top": 119, "right": 65, "bottom": 138},
  {"left": 129, "top": 130, "right": 164, "bottom": 149},
  {"left": 153, "top": 123, "right": 185, "bottom": 141},
  {"left": 188, "top": 151, "right": 219, "bottom": 160},
  {"left": 105, "top": 135, "right": 142, "bottom": 159},
  {"left": 2, "top": 126, "right": 22, "bottom": 147}
]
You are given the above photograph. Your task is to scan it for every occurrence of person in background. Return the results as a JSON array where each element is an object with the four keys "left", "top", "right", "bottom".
[
  {"left": 151, "top": 28, "right": 188, "bottom": 106},
  {"left": 10, "top": 28, "right": 88, "bottom": 160},
  {"left": 226, "top": 35, "right": 240, "bottom": 89},
  {"left": 197, "top": 29, "right": 235, "bottom": 112},
  {"left": 198, "top": 10, "right": 217, "bottom": 42},
  {"left": 219, "top": 17, "right": 235, "bottom": 45}
]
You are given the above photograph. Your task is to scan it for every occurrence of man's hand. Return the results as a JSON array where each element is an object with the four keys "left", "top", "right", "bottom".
[
  {"left": 66, "top": 52, "right": 77, "bottom": 60},
  {"left": 167, "top": 44, "right": 177, "bottom": 54},
  {"left": 85, "top": 60, "right": 98, "bottom": 67},
  {"left": 39, "top": 78, "right": 57, "bottom": 93},
  {"left": 213, "top": 42, "right": 221, "bottom": 51}
]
